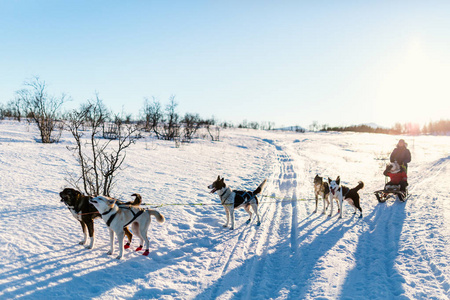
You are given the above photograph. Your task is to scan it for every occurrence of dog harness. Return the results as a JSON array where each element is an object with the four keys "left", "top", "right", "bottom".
[
  {"left": 102, "top": 208, "right": 117, "bottom": 227},
  {"left": 102, "top": 206, "right": 145, "bottom": 227},
  {"left": 122, "top": 207, "right": 145, "bottom": 228},
  {"left": 233, "top": 191, "right": 257, "bottom": 208}
]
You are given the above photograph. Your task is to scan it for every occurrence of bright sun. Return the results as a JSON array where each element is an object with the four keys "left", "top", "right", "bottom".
[{"left": 375, "top": 38, "right": 450, "bottom": 126}]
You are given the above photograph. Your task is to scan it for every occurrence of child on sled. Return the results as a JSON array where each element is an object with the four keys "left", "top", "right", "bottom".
[{"left": 383, "top": 161, "right": 408, "bottom": 197}]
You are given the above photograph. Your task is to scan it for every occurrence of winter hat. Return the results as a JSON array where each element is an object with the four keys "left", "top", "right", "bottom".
[
  {"left": 389, "top": 161, "right": 401, "bottom": 173},
  {"left": 397, "top": 139, "right": 407, "bottom": 147}
]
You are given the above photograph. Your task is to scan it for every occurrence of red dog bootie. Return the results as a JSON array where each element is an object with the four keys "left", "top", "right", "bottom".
[
  {"left": 135, "top": 245, "right": 143, "bottom": 251},
  {"left": 124, "top": 242, "right": 131, "bottom": 249},
  {"left": 143, "top": 249, "right": 150, "bottom": 256}
]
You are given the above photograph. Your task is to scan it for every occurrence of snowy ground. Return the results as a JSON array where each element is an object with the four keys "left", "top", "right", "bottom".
[{"left": 0, "top": 120, "right": 449, "bottom": 299}]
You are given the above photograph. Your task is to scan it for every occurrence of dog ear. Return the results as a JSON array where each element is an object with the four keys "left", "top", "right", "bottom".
[
  {"left": 217, "top": 175, "right": 221, "bottom": 181},
  {"left": 328, "top": 177, "right": 332, "bottom": 183},
  {"left": 72, "top": 189, "right": 82, "bottom": 200},
  {"left": 336, "top": 176, "right": 340, "bottom": 185}
]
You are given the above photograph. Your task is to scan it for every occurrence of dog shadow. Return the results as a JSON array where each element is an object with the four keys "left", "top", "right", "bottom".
[
  {"left": 0, "top": 241, "right": 195, "bottom": 300},
  {"left": 192, "top": 211, "right": 357, "bottom": 300}
]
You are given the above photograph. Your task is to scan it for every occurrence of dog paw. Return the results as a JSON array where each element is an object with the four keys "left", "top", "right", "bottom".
[
  {"left": 115, "top": 255, "right": 122, "bottom": 260},
  {"left": 84, "top": 245, "right": 93, "bottom": 249},
  {"left": 124, "top": 242, "right": 130, "bottom": 249},
  {"left": 256, "top": 221, "right": 261, "bottom": 226},
  {"left": 79, "top": 241, "right": 86, "bottom": 245},
  {"left": 222, "top": 225, "right": 228, "bottom": 228},
  {"left": 135, "top": 245, "right": 143, "bottom": 252},
  {"left": 229, "top": 227, "right": 234, "bottom": 230},
  {"left": 143, "top": 249, "right": 150, "bottom": 256},
  {"left": 107, "top": 250, "right": 114, "bottom": 255},
  {"left": 245, "top": 219, "right": 251, "bottom": 224}
]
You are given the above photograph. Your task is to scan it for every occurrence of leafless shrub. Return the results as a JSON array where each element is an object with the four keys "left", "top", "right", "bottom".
[
  {"left": 65, "top": 96, "right": 138, "bottom": 196},
  {"left": 16, "top": 76, "right": 67, "bottom": 143}
]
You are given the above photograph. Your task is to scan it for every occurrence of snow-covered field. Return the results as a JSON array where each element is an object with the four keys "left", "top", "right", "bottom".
[{"left": 0, "top": 120, "right": 449, "bottom": 300}]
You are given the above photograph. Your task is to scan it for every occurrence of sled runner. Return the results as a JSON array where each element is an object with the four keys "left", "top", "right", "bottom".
[{"left": 374, "top": 183, "right": 409, "bottom": 203}]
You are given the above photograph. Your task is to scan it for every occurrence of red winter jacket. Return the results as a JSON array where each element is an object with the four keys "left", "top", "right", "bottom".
[{"left": 385, "top": 171, "right": 407, "bottom": 184}]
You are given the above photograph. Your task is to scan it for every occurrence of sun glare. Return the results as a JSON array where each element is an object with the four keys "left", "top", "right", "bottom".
[{"left": 375, "top": 38, "right": 450, "bottom": 126}]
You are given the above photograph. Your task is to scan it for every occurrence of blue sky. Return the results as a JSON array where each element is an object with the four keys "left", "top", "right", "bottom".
[{"left": 1, "top": 1, "right": 449, "bottom": 128}]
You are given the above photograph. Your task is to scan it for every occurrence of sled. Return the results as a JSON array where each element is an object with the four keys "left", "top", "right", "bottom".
[{"left": 374, "top": 184, "right": 409, "bottom": 203}]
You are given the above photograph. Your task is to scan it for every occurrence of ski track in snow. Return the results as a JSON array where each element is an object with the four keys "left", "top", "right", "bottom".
[{"left": 0, "top": 121, "right": 449, "bottom": 299}]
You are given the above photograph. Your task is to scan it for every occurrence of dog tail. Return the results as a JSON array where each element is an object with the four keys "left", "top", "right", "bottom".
[
  {"left": 353, "top": 181, "right": 364, "bottom": 192},
  {"left": 131, "top": 193, "right": 142, "bottom": 205},
  {"left": 253, "top": 179, "right": 267, "bottom": 195},
  {"left": 149, "top": 210, "right": 165, "bottom": 223}
]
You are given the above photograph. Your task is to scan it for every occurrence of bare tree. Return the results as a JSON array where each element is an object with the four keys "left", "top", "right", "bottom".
[
  {"left": 204, "top": 118, "right": 221, "bottom": 141},
  {"left": 161, "top": 95, "right": 180, "bottom": 140},
  {"left": 16, "top": 76, "right": 67, "bottom": 143},
  {"left": 66, "top": 96, "right": 138, "bottom": 196},
  {"left": 141, "top": 97, "right": 163, "bottom": 138},
  {"left": 182, "top": 113, "right": 202, "bottom": 142}
]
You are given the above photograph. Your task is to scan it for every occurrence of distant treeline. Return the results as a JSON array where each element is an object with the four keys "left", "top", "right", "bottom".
[
  {"left": 312, "top": 121, "right": 450, "bottom": 135},
  {"left": 1, "top": 77, "right": 449, "bottom": 140}
]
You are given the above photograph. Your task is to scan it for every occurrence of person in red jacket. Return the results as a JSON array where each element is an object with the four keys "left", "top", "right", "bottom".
[{"left": 383, "top": 161, "right": 408, "bottom": 195}]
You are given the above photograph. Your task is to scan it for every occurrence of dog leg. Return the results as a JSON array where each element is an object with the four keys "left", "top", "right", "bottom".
[
  {"left": 328, "top": 194, "right": 334, "bottom": 217},
  {"left": 107, "top": 229, "right": 115, "bottom": 255},
  {"left": 79, "top": 221, "right": 88, "bottom": 246},
  {"left": 124, "top": 227, "right": 132, "bottom": 249},
  {"left": 116, "top": 230, "right": 125, "bottom": 259},
  {"left": 86, "top": 220, "right": 95, "bottom": 249},
  {"left": 339, "top": 197, "right": 343, "bottom": 219},
  {"left": 230, "top": 207, "right": 235, "bottom": 230},
  {"left": 244, "top": 204, "right": 252, "bottom": 224},
  {"left": 132, "top": 223, "right": 144, "bottom": 252},
  {"left": 141, "top": 227, "right": 150, "bottom": 256},
  {"left": 252, "top": 203, "right": 261, "bottom": 226},
  {"left": 314, "top": 194, "right": 318, "bottom": 213},
  {"left": 322, "top": 197, "right": 328, "bottom": 215},
  {"left": 223, "top": 206, "right": 230, "bottom": 228}
]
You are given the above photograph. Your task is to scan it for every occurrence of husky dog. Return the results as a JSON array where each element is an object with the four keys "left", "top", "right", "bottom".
[
  {"left": 328, "top": 176, "right": 364, "bottom": 218},
  {"left": 313, "top": 174, "right": 339, "bottom": 214},
  {"left": 90, "top": 195, "right": 165, "bottom": 259},
  {"left": 59, "top": 188, "right": 140, "bottom": 249},
  {"left": 208, "top": 176, "right": 267, "bottom": 230}
]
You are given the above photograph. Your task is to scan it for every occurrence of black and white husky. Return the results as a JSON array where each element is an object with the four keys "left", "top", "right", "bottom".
[
  {"left": 328, "top": 176, "right": 364, "bottom": 218},
  {"left": 90, "top": 195, "right": 165, "bottom": 259},
  {"left": 313, "top": 174, "right": 339, "bottom": 214},
  {"left": 208, "top": 176, "right": 267, "bottom": 230}
]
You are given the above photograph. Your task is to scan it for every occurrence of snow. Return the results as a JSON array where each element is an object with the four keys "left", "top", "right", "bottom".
[{"left": 0, "top": 120, "right": 449, "bottom": 299}]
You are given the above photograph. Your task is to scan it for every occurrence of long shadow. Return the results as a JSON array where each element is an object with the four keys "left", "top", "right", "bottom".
[
  {"left": 0, "top": 242, "right": 195, "bottom": 300},
  {"left": 339, "top": 200, "right": 407, "bottom": 299},
  {"left": 193, "top": 213, "right": 357, "bottom": 300}
]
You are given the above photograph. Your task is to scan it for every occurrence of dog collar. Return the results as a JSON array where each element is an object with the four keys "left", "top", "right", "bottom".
[
  {"left": 102, "top": 207, "right": 118, "bottom": 227},
  {"left": 219, "top": 188, "right": 232, "bottom": 204},
  {"left": 102, "top": 208, "right": 114, "bottom": 216}
]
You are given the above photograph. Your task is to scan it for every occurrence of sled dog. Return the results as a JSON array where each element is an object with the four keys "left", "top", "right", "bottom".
[
  {"left": 328, "top": 176, "right": 364, "bottom": 218},
  {"left": 313, "top": 174, "right": 339, "bottom": 214},
  {"left": 208, "top": 176, "right": 267, "bottom": 230},
  {"left": 90, "top": 195, "right": 165, "bottom": 259},
  {"left": 59, "top": 188, "right": 141, "bottom": 249}
]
